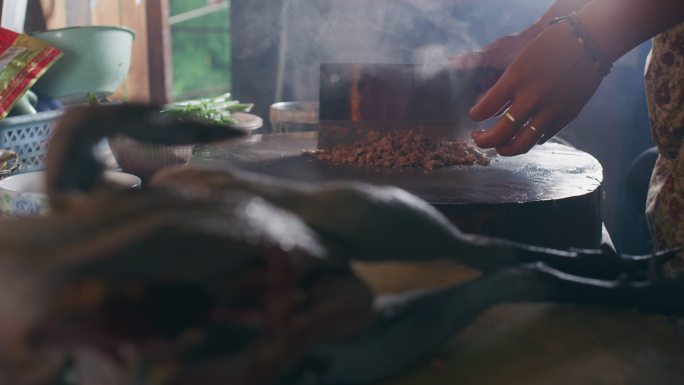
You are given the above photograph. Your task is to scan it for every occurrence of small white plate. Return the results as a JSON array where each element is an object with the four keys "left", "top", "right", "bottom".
[
  {"left": 0, "top": 170, "right": 141, "bottom": 216},
  {"left": 230, "top": 112, "right": 263, "bottom": 132},
  {"left": 0, "top": 170, "right": 141, "bottom": 193}
]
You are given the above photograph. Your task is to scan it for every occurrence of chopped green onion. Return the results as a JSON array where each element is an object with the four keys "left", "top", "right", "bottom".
[{"left": 162, "top": 93, "right": 253, "bottom": 126}]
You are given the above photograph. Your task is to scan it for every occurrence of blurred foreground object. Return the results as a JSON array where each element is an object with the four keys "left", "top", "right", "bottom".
[
  {"left": 108, "top": 94, "right": 260, "bottom": 178},
  {"left": 0, "top": 104, "right": 682, "bottom": 385}
]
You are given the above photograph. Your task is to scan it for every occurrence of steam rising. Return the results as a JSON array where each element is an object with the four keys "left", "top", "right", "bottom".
[{"left": 273, "top": 0, "right": 552, "bottom": 101}]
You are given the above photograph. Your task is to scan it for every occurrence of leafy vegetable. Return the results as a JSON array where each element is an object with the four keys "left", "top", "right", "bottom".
[
  {"left": 86, "top": 92, "right": 99, "bottom": 106},
  {"left": 162, "top": 93, "right": 253, "bottom": 126}
]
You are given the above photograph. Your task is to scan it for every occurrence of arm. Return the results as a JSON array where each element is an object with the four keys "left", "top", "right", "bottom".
[
  {"left": 469, "top": 0, "right": 684, "bottom": 156},
  {"left": 579, "top": 0, "right": 684, "bottom": 62}
]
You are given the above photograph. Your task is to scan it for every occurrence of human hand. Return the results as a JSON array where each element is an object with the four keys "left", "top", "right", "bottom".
[
  {"left": 449, "top": 34, "right": 536, "bottom": 96},
  {"left": 469, "top": 21, "right": 605, "bottom": 156},
  {"left": 449, "top": 32, "right": 538, "bottom": 71}
]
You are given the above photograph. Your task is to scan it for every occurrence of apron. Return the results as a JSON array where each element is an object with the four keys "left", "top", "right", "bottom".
[{"left": 644, "top": 22, "right": 684, "bottom": 274}]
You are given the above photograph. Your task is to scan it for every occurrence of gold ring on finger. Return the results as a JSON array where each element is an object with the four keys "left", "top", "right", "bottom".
[{"left": 504, "top": 111, "right": 517, "bottom": 125}]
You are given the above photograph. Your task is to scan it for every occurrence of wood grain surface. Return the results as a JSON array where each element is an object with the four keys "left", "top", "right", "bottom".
[{"left": 353, "top": 261, "right": 684, "bottom": 385}]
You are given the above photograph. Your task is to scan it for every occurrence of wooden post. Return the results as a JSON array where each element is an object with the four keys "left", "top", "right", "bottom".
[
  {"left": 24, "top": 0, "right": 47, "bottom": 33},
  {"left": 120, "top": 0, "right": 151, "bottom": 102},
  {"left": 146, "top": 0, "right": 172, "bottom": 103},
  {"left": 65, "top": 0, "right": 91, "bottom": 26},
  {"left": 39, "top": 0, "right": 67, "bottom": 30}
]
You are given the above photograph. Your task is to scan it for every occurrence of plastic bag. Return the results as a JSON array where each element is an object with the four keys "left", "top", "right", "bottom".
[{"left": 0, "top": 27, "right": 62, "bottom": 120}]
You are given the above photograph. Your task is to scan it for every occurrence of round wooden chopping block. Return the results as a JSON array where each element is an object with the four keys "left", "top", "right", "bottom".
[{"left": 192, "top": 132, "right": 603, "bottom": 249}]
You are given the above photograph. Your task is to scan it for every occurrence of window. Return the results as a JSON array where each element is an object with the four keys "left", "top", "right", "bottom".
[
  {"left": 27, "top": 0, "right": 232, "bottom": 103},
  {"left": 168, "top": 0, "right": 231, "bottom": 101}
]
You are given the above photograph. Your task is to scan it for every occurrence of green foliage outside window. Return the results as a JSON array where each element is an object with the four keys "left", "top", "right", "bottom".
[{"left": 169, "top": 0, "right": 231, "bottom": 101}]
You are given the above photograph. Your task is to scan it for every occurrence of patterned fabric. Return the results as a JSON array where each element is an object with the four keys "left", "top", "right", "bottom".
[{"left": 645, "top": 22, "right": 684, "bottom": 275}]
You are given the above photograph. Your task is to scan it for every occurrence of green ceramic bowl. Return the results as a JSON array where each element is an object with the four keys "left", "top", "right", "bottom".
[{"left": 32, "top": 26, "right": 136, "bottom": 102}]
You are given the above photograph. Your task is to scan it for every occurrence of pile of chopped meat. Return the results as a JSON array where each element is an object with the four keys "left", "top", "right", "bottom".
[{"left": 306, "top": 129, "right": 490, "bottom": 170}]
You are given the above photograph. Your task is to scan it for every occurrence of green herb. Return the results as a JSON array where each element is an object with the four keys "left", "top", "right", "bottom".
[
  {"left": 162, "top": 93, "right": 253, "bottom": 126},
  {"left": 86, "top": 92, "right": 99, "bottom": 106}
]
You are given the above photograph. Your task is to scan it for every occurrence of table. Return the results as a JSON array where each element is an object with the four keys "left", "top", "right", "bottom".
[{"left": 353, "top": 260, "right": 684, "bottom": 385}]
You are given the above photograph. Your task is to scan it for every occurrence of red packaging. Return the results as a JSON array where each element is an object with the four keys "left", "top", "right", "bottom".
[{"left": 0, "top": 27, "right": 62, "bottom": 119}]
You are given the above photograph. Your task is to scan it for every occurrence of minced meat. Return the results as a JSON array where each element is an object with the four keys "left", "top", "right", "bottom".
[{"left": 304, "top": 129, "right": 490, "bottom": 170}]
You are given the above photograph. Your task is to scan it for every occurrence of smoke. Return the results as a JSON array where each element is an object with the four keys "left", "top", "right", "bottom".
[{"left": 275, "top": 0, "right": 552, "bottom": 101}]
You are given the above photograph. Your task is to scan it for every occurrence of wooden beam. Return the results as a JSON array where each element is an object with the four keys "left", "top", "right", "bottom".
[
  {"left": 39, "top": 0, "right": 67, "bottom": 29},
  {"left": 1, "top": 0, "right": 29, "bottom": 32},
  {"left": 90, "top": 0, "right": 120, "bottom": 26},
  {"left": 24, "top": 0, "right": 47, "bottom": 33},
  {"left": 121, "top": 0, "right": 151, "bottom": 102},
  {"left": 146, "top": 0, "right": 172, "bottom": 103}
]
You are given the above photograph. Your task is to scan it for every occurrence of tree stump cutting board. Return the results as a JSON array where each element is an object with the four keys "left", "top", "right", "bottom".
[{"left": 192, "top": 132, "right": 603, "bottom": 249}]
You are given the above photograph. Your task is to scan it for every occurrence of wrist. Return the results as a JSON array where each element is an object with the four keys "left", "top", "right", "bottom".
[
  {"left": 573, "top": 10, "right": 624, "bottom": 65},
  {"left": 515, "top": 21, "right": 548, "bottom": 49},
  {"left": 550, "top": 12, "right": 614, "bottom": 76}
]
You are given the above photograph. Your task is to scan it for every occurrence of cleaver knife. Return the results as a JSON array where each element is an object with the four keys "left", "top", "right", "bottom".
[{"left": 318, "top": 63, "right": 502, "bottom": 149}]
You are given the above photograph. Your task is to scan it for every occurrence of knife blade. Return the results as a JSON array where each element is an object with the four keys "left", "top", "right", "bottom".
[{"left": 318, "top": 63, "right": 501, "bottom": 149}]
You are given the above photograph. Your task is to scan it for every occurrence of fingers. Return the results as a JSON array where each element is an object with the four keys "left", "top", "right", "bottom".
[
  {"left": 471, "top": 99, "right": 537, "bottom": 149},
  {"left": 491, "top": 112, "right": 565, "bottom": 156},
  {"left": 463, "top": 19, "right": 607, "bottom": 157},
  {"left": 469, "top": 69, "right": 517, "bottom": 122},
  {"left": 495, "top": 122, "right": 544, "bottom": 156},
  {"left": 538, "top": 134, "right": 553, "bottom": 145}
]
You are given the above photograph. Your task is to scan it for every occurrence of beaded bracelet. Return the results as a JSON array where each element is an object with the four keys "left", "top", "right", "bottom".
[{"left": 550, "top": 12, "right": 613, "bottom": 76}]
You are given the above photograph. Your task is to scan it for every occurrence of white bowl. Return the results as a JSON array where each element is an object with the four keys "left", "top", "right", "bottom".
[{"left": 0, "top": 170, "right": 141, "bottom": 217}]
